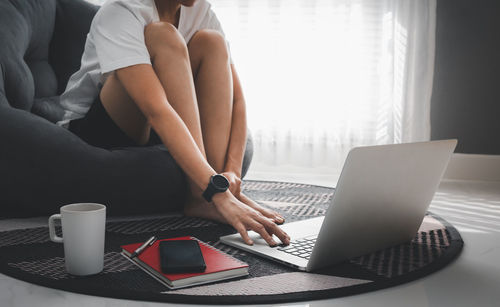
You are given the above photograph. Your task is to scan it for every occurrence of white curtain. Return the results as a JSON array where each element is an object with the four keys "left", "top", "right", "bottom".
[
  {"left": 212, "top": 0, "right": 437, "bottom": 176},
  {"left": 87, "top": 0, "right": 437, "bottom": 177}
]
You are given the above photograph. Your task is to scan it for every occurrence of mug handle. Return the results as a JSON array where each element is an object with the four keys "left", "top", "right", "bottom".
[{"left": 48, "top": 214, "right": 63, "bottom": 243}]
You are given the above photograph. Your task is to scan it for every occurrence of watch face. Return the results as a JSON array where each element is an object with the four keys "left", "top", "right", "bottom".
[{"left": 212, "top": 174, "right": 230, "bottom": 190}]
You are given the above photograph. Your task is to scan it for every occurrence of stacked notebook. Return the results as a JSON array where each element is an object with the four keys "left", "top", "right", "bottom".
[{"left": 121, "top": 236, "right": 248, "bottom": 289}]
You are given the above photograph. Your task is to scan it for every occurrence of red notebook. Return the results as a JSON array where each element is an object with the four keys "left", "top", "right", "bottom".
[{"left": 121, "top": 236, "right": 248, "bottom": 289}]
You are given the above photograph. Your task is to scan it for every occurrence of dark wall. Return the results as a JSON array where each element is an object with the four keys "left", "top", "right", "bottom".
[{"left": 431, "top": 0, "right": 500, "bottom": 154}]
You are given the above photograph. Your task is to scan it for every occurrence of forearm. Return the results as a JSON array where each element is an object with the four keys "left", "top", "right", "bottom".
[
  {"left": 115, "top": 64, "right": 215, "bottom": 192},
  {"left": 223, "top": 64, "right": 248, "bottom": 177},
  {"left": 224, "top": 97, "right": 247, "bottom": 177},
  {"left": 149, "top": 106, "right": 216, "bottom": 192}
]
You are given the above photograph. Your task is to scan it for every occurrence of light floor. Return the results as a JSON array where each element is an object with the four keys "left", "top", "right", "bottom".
[{"left": 1, "top": 171, "right": 500, "bottom": 307}]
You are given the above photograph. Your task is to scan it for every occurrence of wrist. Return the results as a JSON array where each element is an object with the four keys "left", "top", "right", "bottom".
[
  {"left": 223, "top": 167, "right": 241, "bottom": 178},
  {"left": 203, "top": 173, "right": 230, "bottom": 202}
]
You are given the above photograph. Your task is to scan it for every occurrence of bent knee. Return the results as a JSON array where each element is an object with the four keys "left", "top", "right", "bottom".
[
  {"left": 189, "top": 29, "right": 229, "bottom": 58},
  {"left": 144, "top": 22, "right": 187, "bottom": 58}
]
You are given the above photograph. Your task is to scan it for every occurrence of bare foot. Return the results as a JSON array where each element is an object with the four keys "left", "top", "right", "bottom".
[
  {"left": 238, "top": 193, "right": 285, "bottom": 224},
  {"left": 183, "top": 196, "right": 228, "bottom": 224}
]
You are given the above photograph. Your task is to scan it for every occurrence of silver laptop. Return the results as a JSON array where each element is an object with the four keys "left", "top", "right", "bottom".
[{"left": 220, "top": 140, "right": 457, "bottom": 272}]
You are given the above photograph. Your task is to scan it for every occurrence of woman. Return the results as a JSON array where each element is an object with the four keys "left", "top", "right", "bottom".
[{"left": 58, "top": 0, "right": 290, "bottom": 247}]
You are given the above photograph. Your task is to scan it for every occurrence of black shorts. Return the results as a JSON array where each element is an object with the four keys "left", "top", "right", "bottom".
[{"left": 69, "top": 94, "right": 161, "bottom": 149}]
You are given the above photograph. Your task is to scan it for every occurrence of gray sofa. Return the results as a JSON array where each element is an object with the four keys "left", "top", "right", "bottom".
[{"left": 0, "top": 0, "right": 253, "bottom": 217}]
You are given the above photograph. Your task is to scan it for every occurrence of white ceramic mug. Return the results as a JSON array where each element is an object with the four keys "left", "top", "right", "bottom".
[{"left": 48, "top": 203, "right": 106, "bottom": 276}]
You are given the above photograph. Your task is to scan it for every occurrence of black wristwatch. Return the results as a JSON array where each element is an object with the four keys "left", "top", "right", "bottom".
[{"left": 202, "top": 174, "right": 230, "bottom": 202}]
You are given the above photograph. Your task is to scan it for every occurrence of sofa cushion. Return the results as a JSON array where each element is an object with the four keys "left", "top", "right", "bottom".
[
  {"left": 0, "top": 105, "right": 187, "bottom": 217},
  {"left": 31, "top": 96, "right": 65, "bottom": 123},
  {"left": 50, "top": 0, "right": 99, "bottom": 94},
  {"left": 0, "top": 0, "right": 57, "bottom": 110}
]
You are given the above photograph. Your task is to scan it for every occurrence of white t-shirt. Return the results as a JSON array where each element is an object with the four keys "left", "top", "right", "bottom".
[{"left": 58, "top": 0, "right": 231, "bottom": 127}]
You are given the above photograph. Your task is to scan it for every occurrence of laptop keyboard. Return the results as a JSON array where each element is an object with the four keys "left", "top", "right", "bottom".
[{"left": 277, "top": 236, "right": 317, "bottom": 260}]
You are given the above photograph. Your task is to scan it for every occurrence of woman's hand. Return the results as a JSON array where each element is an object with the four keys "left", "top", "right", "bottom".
[
  {"left": 222, "top": 171, "right": 285, "bottom": 225},
  {"left": 222, "top": 171, "right": 242, "bottom": 197},
  {"left": 238, "top": 192, "right": 285, "bottom": 225},
  {"left": 213, "top": 191, "right": 290, "bottom": 246}
]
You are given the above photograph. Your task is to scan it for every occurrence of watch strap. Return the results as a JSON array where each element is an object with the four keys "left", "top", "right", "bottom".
[
  {"left": 202, "top": 183, "right": 217, "bottom": 202},
  {"left": 202, "top": 174, "right": 229, "bottom": 202}
]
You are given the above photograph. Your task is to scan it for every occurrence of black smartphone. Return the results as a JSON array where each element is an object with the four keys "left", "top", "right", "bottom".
[{"left": 159, "top": 240, "right": 206, "bottom": 273}]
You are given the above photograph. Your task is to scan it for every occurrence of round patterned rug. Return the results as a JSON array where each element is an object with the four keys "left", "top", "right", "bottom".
[{"left": 0, "top": 180, "right": 463, "bottom": 304}]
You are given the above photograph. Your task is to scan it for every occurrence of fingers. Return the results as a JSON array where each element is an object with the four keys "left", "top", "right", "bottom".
[
  {"left": 235, "top": 222, "right": 254, "bottom": 245},
  {"left": 260, "top": 217, "right": 290, "bottom": 246},
  {"left": 236, "top": 214, "right": 289, "bottom": 247},
  {"left": 250, "top": 215, "right": 290, "bottom": 246},
  {"left": 219, "top": 193, "right": 289, "bottom": 247},
  {"left": 239, "top": 193, "right": 285, "bottom": 225},
  {"left": 250, "top": 221, "right": 278, "bottom": 246},
  {"left": 274, "top": 215, "right": 285, "bottom": 225}
]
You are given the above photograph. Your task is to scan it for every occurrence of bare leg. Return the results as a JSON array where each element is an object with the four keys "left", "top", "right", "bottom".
[
  {"left": 99, "top": 73, "right": 150, "bottom": 145},
  {"left": 144, "top": 23, "right": 229, "bottom": 222},
  {"left": 101, "top": 22, "right": 225, "bottom": 222},
  {"left": 187, "top": 30, "right": 233, "bottom": 173},
  {"left": 187, "top": 30, "right": 284, "bottom": 223},
  {"left": 178, "top": 29, "right": 234, "bottom": 221}
]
